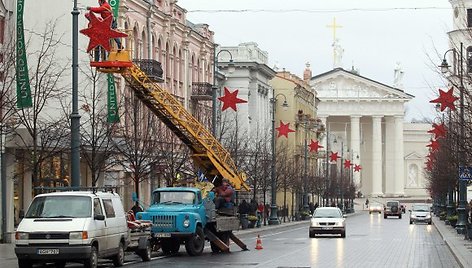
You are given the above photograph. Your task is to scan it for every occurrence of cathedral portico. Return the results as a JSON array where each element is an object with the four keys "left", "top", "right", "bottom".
[{"left": 311, "top": 68, "right": 415, "bottom": 198}]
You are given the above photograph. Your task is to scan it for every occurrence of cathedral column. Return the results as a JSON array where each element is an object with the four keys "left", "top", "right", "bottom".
[
  {"left": 371, "top": 116, "right": 383, "bottom": 196},
  {"left": 384, "top": 117, "right": 395, "bottom": 196},
  {"left": 394, "top": 115, "right": 405, "bottom": 196},
  {"left": 350, "top": 116, "right": 361, "bottom": 186}
]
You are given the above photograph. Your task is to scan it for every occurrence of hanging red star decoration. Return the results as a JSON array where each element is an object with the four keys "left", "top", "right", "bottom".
[
  {"left": 427, "top": 123, "right": 447, "bottom": 140},
  {"left": 276, "top": 121, "right": 295, "bottom": 138},
  {"left": 217, "top": 87, "right": 248, "bottom": 111},
  {"left": 329, "top": 152, "right": 340, "bottom": 162},
  {"left": 80, "top": 14, "right": 128, "bottom": 52},
  {"left": 425, "top": 158, "right": 434, "bottom": 171},
  {"left": 343, "top": 159, "right": 352, "bottom": 169},
  {"left": 309, "top": 139, "right": 323, "bottom": 153},
  {"left": 354, "top": 164, "right": 362, "bottom": 172},
  {"left": 429, "top": 88, "right": 458, "bottom": 112},
  {"left": 427, "top": 140, "right": 440, "bottom": 152}
]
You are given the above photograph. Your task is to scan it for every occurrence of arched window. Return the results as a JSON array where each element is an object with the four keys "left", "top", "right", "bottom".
[
  {"left": 133, "top": 26, "right": 139, "bottom": 59},
  {"left": 141, "top": 30, "right": 147, "bottom": 59}
]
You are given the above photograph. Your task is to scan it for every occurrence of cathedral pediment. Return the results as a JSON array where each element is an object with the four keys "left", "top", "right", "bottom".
[{"left": 310, "top": 68, "right": 413, "bottom": 101}]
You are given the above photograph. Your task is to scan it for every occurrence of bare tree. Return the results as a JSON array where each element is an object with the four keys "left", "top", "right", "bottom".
[{"left": 13, "top": 21, "right": 70, "bottom": 191}]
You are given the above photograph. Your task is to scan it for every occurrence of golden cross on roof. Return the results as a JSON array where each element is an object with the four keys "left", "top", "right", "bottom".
[{"left": 326, "top": 17, "right": 342, "bottom": 43}]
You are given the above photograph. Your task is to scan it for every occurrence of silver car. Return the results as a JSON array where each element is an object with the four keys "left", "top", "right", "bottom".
[
  {"left": 309, "top": 207, "right": 346, "bottom": 238},
  {"left": 409, "top": 204, "right": 432, "bottom": 224}
]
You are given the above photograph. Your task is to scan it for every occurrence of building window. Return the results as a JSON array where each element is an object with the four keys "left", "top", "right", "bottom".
[
  {"left": 468, "top": 9, "right": 472, "bottom": 27},
  {"left": 468, "top": 46, "right": 472, "bottom": 74},
  {"left": 0, "top": 17, "right": 4, "bottom": 44}
]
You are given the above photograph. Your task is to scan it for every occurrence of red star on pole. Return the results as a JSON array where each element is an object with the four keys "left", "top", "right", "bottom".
[
  {"left": 217, "top": 87, "right": 248, "bottom": 111},
  {"left": 276, "top": 121, "right": 295, "bottom": 138},
  {"left": 427, "top": 123, "right": 447, "bottom": 140},
  {"left": 425, "top": 158, "right": 434, "bottom": 171},
  {"left": 309, "top": 139, "right": 323, "bottom": 153},
  {"left": 429, "top": 87, "right": 458, "bottom": 112},
  {"left": 80, "top": 14, "right": 128, "bottom": 52},
  {"left": 354, "top": 164, "right": 362, "bottom": 172},
  {"left": 343, "top": 159, "right": 352, "bottom": 169},
  {"left": 427, "top": 140, "right": 440, "bottom": 152},
  {"left": 329, "top": 152, "right": 340, "bottom": 162}
]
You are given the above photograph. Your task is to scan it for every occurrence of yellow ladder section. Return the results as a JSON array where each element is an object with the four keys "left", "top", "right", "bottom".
[{"left": 121, "top": 64, "right": 249, "bottom": 191}]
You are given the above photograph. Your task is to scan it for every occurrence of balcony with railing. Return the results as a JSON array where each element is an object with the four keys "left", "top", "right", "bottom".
[
  {"left": 133, "top": 59, "right": 164, "bottom": 83},
  {"left": 191, "top": 82, "right": 213, "bottom": 100}
]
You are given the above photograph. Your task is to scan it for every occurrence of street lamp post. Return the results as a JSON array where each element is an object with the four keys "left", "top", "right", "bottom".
[
  {"left": 324, "top": 130, "right": 337, "bottom": 207},
  {"left": 269, "top": 92, "right": 288, "bottom": 225},
  {"left": 439, "top": 42, "right": 467, "bottom": 234},
  {"left": 212, "top": 45, "right": 235, "bottom": 137},
  {"left": 71, "top": 0, "right": 81, "bottom": 187},
  {"left": 298, "top": 114, "right": 317, "bottom": 211}
]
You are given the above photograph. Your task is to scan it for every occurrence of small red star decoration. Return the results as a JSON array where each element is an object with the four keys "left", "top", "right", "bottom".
[
  {"left": 343, "top": 159, "right": 352, "bottom": 169},
  {"left": 309, "top": 139, "right": 323, "bottom": 153},
  {"left": 354, "top": 164, "right": 362, "bottom": 172},
  {"left": 429, "top": 88, "right": 458, "bottom": 112},
  {"left": 427, "top": 140, "right": 440, "bottom": 152},
  {"left": 276, "top": 121, "right": 295, "bottom": 138},
  {"left": 80, "top": 14, "right": 128, "bottom": 52},
  {"left": 425, "top": 158, "right": 434, "bottom": 171},
  {"left": 218, "top": 87, "right": 248, "bottom": 111},
  {"left": 329, "top": 152, "right": 340, "bottom": 162},
  {"left": 427, "top": 123, "right": 446, "bottom": 140}
]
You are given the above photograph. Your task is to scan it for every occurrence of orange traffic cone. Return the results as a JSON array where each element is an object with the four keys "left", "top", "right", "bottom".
[{"left": 255, "top": 234, "right": 263, "bottom": 250}]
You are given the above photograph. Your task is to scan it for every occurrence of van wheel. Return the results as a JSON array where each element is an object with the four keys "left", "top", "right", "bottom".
[
  {"left": 112, "top": 242, "right": 125, "bottom": 267},
  {"left": 18, "top": 259, "right": 33, "bottom": 268},
  {"left": 185, "top": 226, "right": 205, "bottom": 256},
  {"left": 55, "top": 261, "right": 66, "bottom": 268},
  {"left": 84, "top": 246, "right": 98, "bottom": 268},
  {"left": 161, "top": 239, "right": 180, "bottom": 255},
  {"left": 138, "top": 240, "right": 152, "bottom": 262}
]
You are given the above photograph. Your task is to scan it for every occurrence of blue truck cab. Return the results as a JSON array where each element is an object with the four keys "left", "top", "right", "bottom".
[{"left": 137, "top": 187, "right": 245, "bottom": 256}]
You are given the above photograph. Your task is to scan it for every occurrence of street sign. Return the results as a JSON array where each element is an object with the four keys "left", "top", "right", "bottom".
[{"left": 459, "top": 166, "right": 472, "bottom": 180}]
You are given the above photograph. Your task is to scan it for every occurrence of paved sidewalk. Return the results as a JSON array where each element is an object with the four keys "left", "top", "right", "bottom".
[{"left": 432, "top": 215, "right": 472, "bottom": 268}]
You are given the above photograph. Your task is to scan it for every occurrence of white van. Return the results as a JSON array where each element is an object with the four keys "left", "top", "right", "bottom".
[{"left": 15, "top": 190, "right": 129, "bottom": 268}]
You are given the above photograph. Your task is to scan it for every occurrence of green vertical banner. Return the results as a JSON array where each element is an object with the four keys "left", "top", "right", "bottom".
[
  {"left": 16, "top": 0, "right": 32, "bottom": 108},
  {"left": 107, "top": 74, "right": 119, "bottom": 123},
  {"left": 107, "top": 0, "right": 120, "bottom": 123}
]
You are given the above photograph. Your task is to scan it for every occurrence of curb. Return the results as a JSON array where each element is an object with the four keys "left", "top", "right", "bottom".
[{"left": 432, "top": 216, "right": 468, "bottom": 268}]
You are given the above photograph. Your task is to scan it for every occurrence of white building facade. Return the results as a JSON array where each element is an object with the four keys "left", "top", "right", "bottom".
[{"left": 311, "top": 68, "right": 430, "bottom": 198}]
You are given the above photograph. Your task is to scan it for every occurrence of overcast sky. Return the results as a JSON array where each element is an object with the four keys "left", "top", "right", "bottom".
[{"left": 178, "top": 0, "right": 453, "bottom": 121}]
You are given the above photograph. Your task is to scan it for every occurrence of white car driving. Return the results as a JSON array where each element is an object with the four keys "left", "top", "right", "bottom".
[{"left": 309, "top": 207, "right": 346, "bottom": 238}]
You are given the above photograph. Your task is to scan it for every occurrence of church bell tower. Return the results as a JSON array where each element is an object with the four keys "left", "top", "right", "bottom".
[{"left": 448, "top": 0, "right": 472, "bottom": 75}]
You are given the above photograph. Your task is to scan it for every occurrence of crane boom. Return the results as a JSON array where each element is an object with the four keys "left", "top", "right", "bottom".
[{"left": 120, "top": 64, "right": 249, "bottom": 191}]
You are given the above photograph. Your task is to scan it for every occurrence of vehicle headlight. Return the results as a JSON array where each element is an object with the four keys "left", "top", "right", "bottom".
[
  {"left": 15, "top": 232, "right": 28, "bottom": 240},
  {"left": 310, "top": 219, "right": 318, "bottom": 227},
  {"left": 336, "top": 221, "right": 344, "bottom": 227},
  {"left": 425, "top": 214, "right": 431, "bottom": 218},
  {"left": 69, "top": 231, "right": 88, "bottom": 240}
]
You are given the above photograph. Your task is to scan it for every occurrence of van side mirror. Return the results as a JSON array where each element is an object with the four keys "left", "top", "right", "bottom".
[
  {"left": 94, "top": 214, "right": 105, "bottom": 221},
  {"left": 19, "top": 210, "right": 24, "bottom": 219}
]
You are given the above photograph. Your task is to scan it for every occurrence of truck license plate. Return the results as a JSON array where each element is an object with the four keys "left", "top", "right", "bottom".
[
  {"left": 155, "top": 233, "right": 171, "bottom": 238},
  {"left": 37, "top": 249, "right": 59, "bottom": 255}
]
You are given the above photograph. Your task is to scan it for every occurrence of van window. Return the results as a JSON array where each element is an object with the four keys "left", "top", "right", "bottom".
[
  {"left": 94, "top": 198, "right": 104, "bottom": 217},
  {"left": 103, "top": 199, "right": 116, "bottom": 218},
  {"left": 26, "top": 196, "right": 91, "bottom": 218}
]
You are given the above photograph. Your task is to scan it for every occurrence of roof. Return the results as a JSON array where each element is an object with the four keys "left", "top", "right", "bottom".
[
  {"left": 35, "top": 191, "right": 119, "bottom": 198},
  {"left": 153, "top": 187, "right": 200, "bottom": 193},
  {"left": 311, "top": 68, "right": 414, "bottom": 99}
]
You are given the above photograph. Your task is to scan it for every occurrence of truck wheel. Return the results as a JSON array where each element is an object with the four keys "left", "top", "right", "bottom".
[
  {"left": 138, "top": 240, "right": 152, "bottom": 262},
  {"left": 112, "top": 242, "right": 125, "bottom": 267},
  {"left": 185, "top": 226, "right": 205, "bottom": 256},
  {"left": 399, "top": 214, "right": 402, "bottom": 219},
  {"left": 84, "top": 246, "right": 98, "bottom": 268},
  {"left": 161, "top": 239, "right": 180, "bottom": 255},
  {"left": 18, "top": 259, "right": 33, "bottom": 268}
]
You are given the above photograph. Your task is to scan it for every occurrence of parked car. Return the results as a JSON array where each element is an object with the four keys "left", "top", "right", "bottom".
[
  {"left": 409, "top": 204, "right": 432, "bottom": 224},
  {"left": 309, "top": 207, "right": 346, "bottom": 238},
  {"left": 369, "top": 203, "right": 383, "bottom": 214},
  {"left": 15, "top": 190, "right": 129, "bottom": 268},
  {"left": 384, "top": 200, "right": 402, "bottom": 219}
]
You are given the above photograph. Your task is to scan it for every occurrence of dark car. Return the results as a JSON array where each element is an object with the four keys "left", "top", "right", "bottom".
[{"left": 384, "top": 200, "right": 402, "bottom": 219}]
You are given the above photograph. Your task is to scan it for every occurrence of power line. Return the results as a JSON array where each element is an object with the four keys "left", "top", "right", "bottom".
[{"left": 187, "top": 7, "right": 451, "bottom": 14}]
